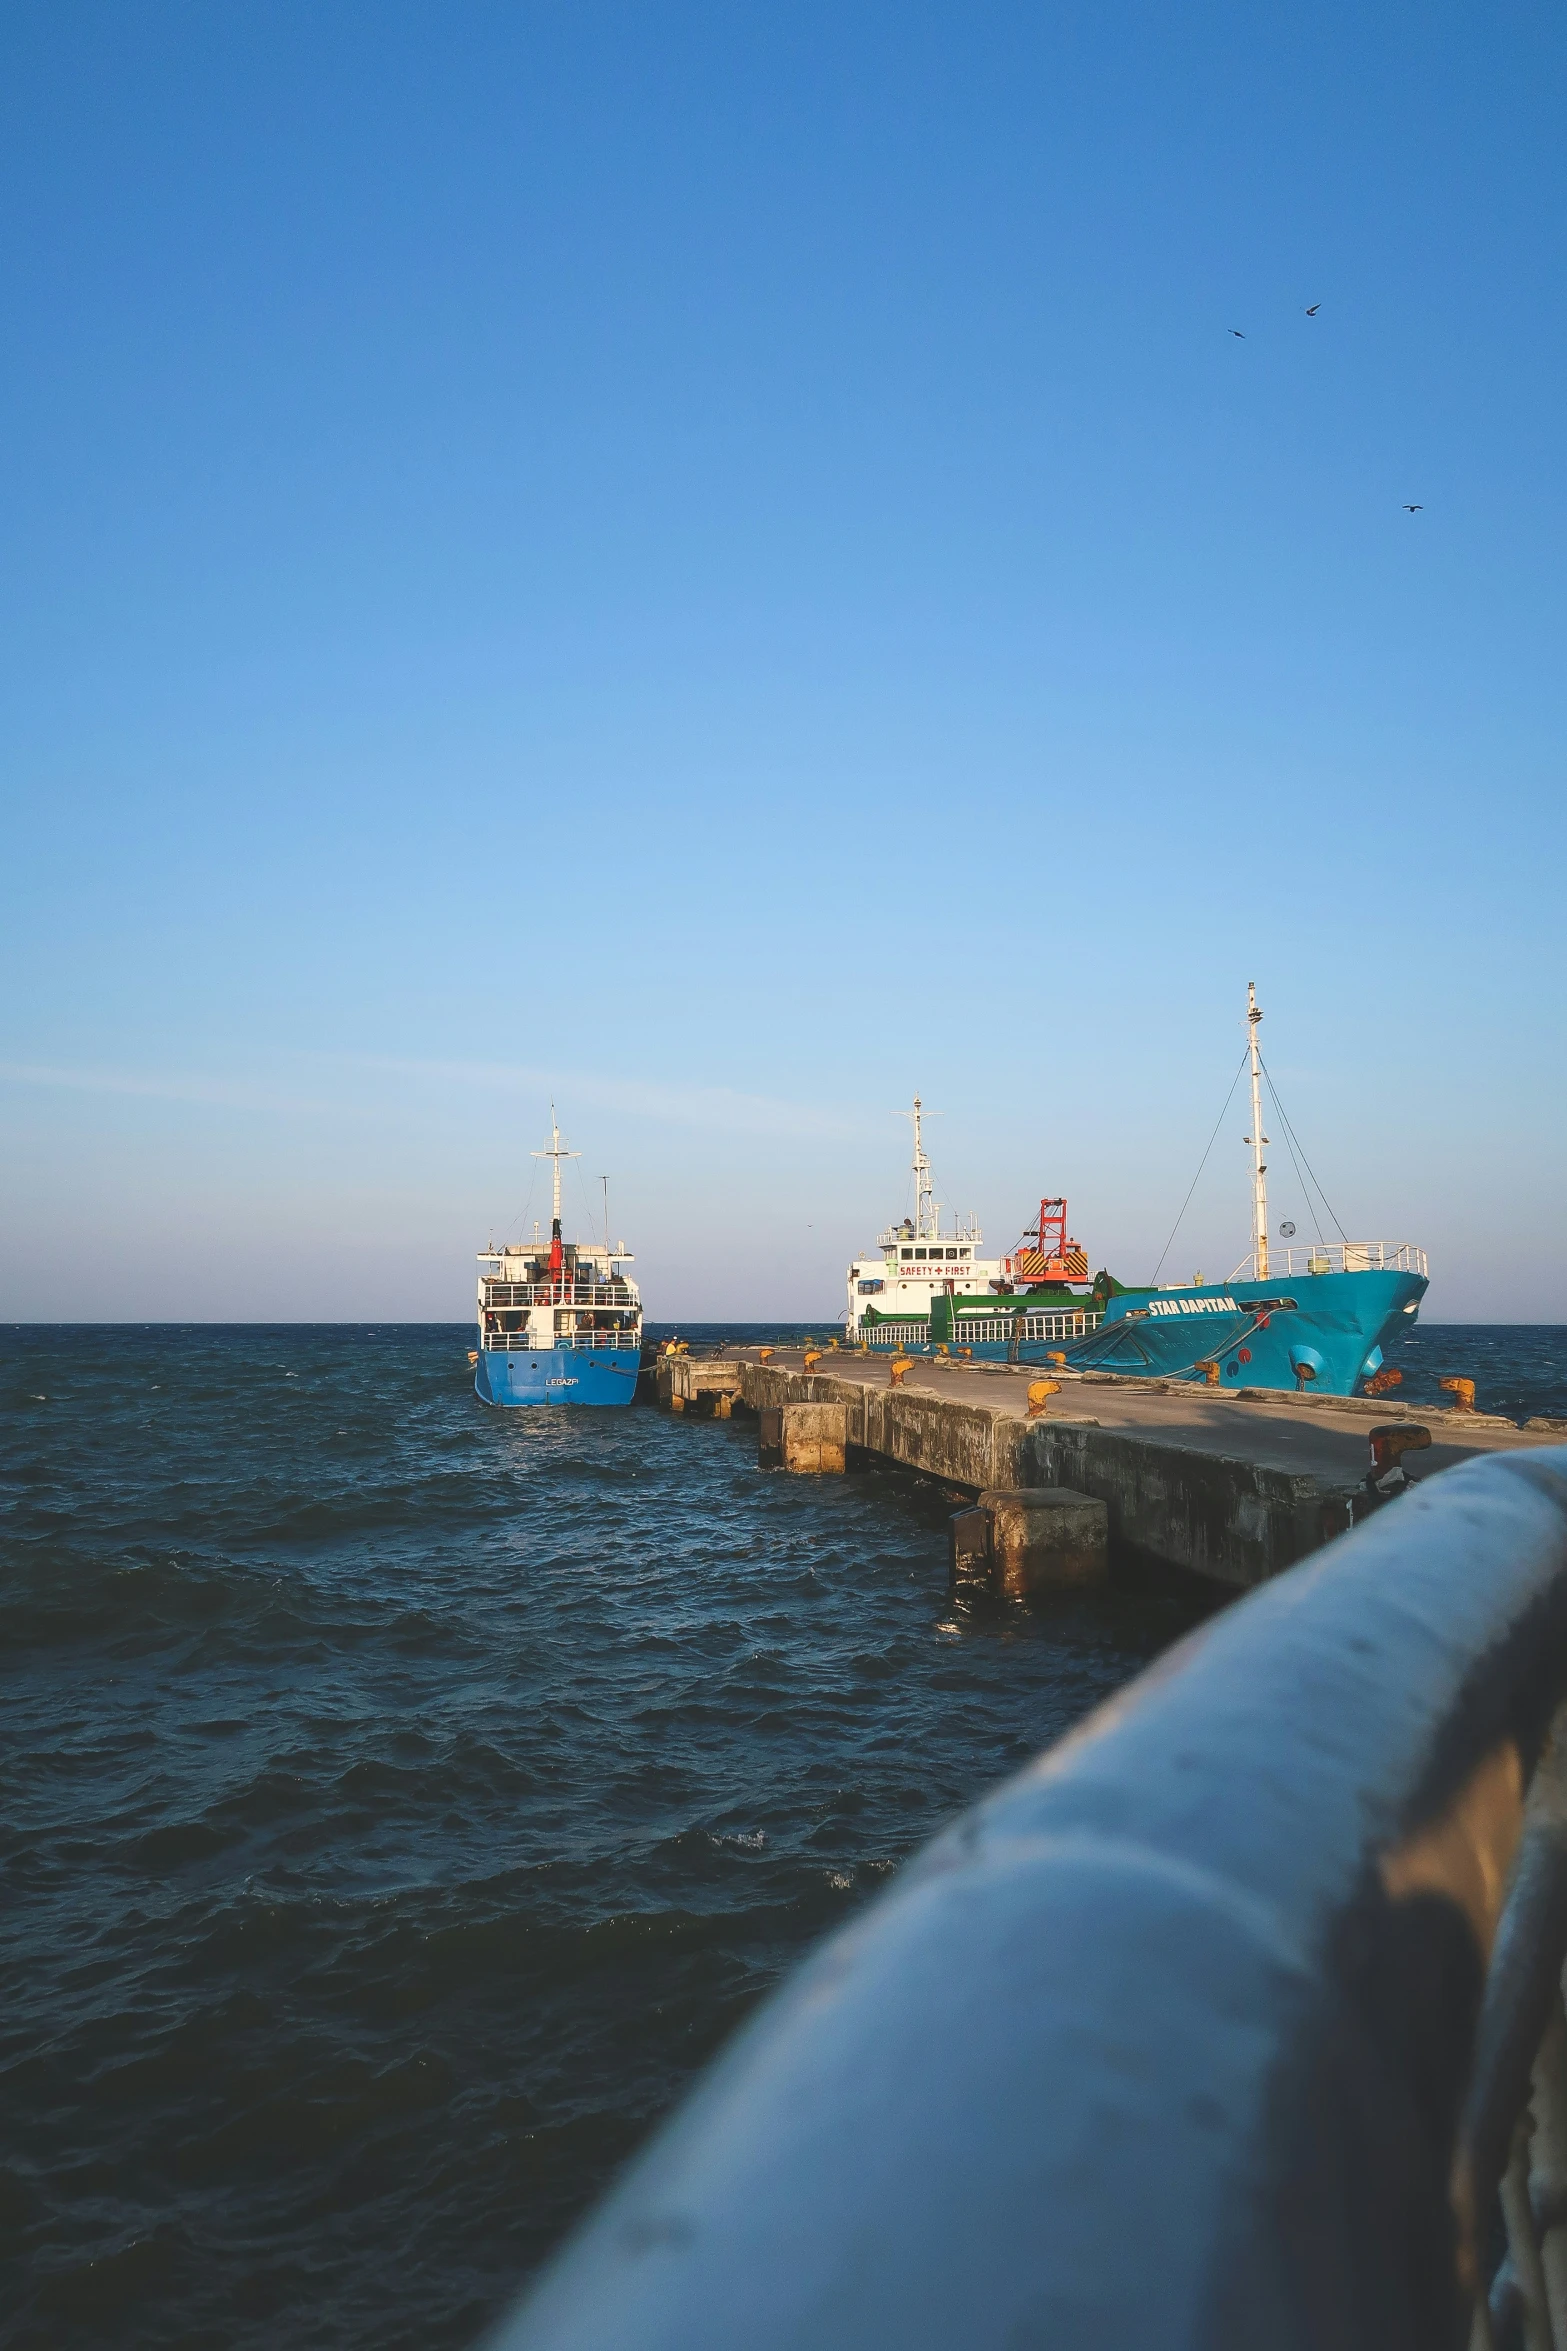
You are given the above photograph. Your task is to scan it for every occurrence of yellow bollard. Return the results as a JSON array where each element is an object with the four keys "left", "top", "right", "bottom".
[
  {"left": 1439, "top": 1376, "right": 1477, "bottom": 1411},
  {"left": 803, "top": 1348, "right": 824, "bottom": 1371},
  {"left": 467, "top": 1351, "right": 479, "bottom": 1365},
  {"left": 890, "top": 1355, "right": 914, "bottom": 1387},
  {"left": 1195, "top": 1359, "right": 1221, "bottom": 1387},
  {"left": 959, "top": 1347, "right": 973, "bottom": 1359},
  {"left": 1048, "top": 1351, "right": 1067, "bottom": 1367},
  {"left": 858, "top": 1340, "right": 870, "bottom": 1357},
  {"left": 758, "top": 1347, "right": 774, "bottom": 1362},
  {"left": 1026, "top": 1379, "right": 1061, "bottom": 1417},
  {"left": 935, "top": 1342, "right": 950, "bottom": 1358}
]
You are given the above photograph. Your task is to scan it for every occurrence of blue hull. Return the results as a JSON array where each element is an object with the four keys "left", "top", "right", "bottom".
[
  {"left": 474, "top": 1347, "right": 641, "bottom": 1408},
  {"left": 1047, "top": 1268, "right": 1427, "bottom": 1395}
]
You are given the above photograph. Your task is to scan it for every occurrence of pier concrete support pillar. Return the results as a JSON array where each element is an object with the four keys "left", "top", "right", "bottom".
[
  {"left": 978, "top": 1487, "right": 1108, "bottom": 1597},
  {"left": 778, "top": 1402, "right": 848, "bottom": 1475}
]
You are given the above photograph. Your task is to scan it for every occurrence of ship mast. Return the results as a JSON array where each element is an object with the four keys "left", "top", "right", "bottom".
[
  {"left": 1245, "top": 984, "right": 1269, "bottom": 1280},
  {"left": 532, "top": 1105, "right": 580, "bottom": 1271},
  {"left": 907, "top": 1095, "right": 938, "bottom": 1241}
]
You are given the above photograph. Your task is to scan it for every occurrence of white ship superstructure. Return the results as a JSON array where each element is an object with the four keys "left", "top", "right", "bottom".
[
  {"left": 474, "top": 1110, "right": 642, "bottom": 1408},
  {"left": 845, "top": 1097, "right": 1002, "bottom": 1341}
]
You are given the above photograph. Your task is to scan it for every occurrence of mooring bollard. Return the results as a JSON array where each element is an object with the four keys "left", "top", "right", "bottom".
[
  {"left": 1195, "top": 1358, "right": 1221, "bottom": 1387},
  {"left": 1440, "top": 1376, "right": 1477, "bottom": 1411},
  {"left": 1367, "top": 1423, "right": 1432, "bottom": 1496},
  {"left": 803, "top": 1348, "right": 824, "bottom": 1371},
  {"left": 1026, "top": 1379, "right": 1061, "bottom": 1418},
  {"left": 758, "top": 1347, "right": 774, "bottom": 1362},
  {"left": 889, "top": 1355, "right": 914, "bottom": 1387}
]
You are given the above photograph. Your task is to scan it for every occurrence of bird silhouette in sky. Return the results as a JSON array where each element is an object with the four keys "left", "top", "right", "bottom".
[
  {"left": 1305, "top": 303, "right": 1321, "bottom": 316},
  {"left": 1229, "top": 327, "right": 1246, "bottom": 338},
  {"left": 1403, "top": 503, "right": 1424, "bottom": 512}
]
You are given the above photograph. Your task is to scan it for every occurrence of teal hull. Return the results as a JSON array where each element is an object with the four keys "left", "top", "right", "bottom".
[
  {"left": 1058, "top": 1268, "right": 1426, "bottom": 1394},
  {"left": 861, "top": 1268, "right": 1426, "bottom": 1396}
]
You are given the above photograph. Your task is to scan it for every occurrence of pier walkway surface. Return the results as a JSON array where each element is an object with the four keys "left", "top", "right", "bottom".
[{"left": 657, "top": 1345, "right": 1565, "bottom": 1588}]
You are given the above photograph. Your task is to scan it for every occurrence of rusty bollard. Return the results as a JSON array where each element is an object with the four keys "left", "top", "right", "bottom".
[
  {"left": 1026, "top": 1379, "right": 1061, "bottom": 1418},
  {"left": 889, "top": 1355, "right": 914, "bottom": 1387},
  {"left": 1439, "top": 1377, "right": 1477, "bottom": 1411}
]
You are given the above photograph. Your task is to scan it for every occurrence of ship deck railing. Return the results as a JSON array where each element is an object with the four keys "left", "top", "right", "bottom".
[
  {"left": 858, "top": 1310, "right": 1103, "bottom": 1351},
  {"left": 951, "top": 1309, "right": 1103, "bottom": 1345},
  {"left": 480, "top": 1328, "right": 641, "bottom": 1353},
  {"left": 481, "top": 1280, "right": 639, "bottom": 1309},
  {"left": 1225, "top": 1240, "right": 1428, "bottom": 1282}
]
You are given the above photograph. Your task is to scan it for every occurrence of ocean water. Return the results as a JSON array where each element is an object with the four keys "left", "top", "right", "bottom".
[
  {"left": 1, "top": 1323, "right": 1210, "bottom": 2351},
  {"left": 1380, "top": 1320, "right": 1567, "bottom": 1421},
  {"left": 2, "top": 1321, "right": 1562, "bottom": 2351}
]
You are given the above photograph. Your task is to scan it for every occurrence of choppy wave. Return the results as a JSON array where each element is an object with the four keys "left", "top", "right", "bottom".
[{"left": 3, "top": 1319, "right": 1558, "bottom": 2349}]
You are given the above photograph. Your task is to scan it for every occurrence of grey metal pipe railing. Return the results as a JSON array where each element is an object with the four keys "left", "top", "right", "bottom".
[{"left": 486, "top": 1447, "right": 1567, "bottom": 2351}]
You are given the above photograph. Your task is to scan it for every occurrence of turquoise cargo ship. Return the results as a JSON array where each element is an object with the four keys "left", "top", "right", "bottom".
[
  {"left": 474, "top": 1112, "right": 641, "bottom": 1408},
  {"left": 845, "top": 988, "right": 1428, "bottom": 1398}
]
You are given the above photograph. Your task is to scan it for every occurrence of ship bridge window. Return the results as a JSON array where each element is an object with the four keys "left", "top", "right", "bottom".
[
  {"left": 961, "top": 1247, "right": 970, "bottom": 1259},
  {"left": 945, "top": 1247, "right": 959, "bottom": 1260},
  {"left": 901, "top": 1248, "right": 912, "bottom": 1260},
  {"left": 914, "top": 1247, "right": 927, "bottom": 1259}
]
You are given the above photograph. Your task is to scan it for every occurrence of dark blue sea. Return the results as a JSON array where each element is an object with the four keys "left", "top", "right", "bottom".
[{"left": 2, "top": 1321, "right": 1563, "bottom": 2350}]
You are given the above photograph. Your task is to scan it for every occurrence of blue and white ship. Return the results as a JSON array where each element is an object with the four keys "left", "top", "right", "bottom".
[
  {"left": 845, "top": 988, "right": 1429, "bottom": 1397},
  {"left": 473, "top": 1112, "right": 642, "bottom": 1408}
]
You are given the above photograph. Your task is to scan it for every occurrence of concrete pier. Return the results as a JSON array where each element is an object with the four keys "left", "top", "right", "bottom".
[
  {"left": 654, "top": 1346, "right": 1560, "bottom": 1589},
  {"left": 657, "top": 1354, "right": 744, "bottom": 1417},
  {"left": 978, "top": 1487, "right": 1109, "bottom": 1596}
]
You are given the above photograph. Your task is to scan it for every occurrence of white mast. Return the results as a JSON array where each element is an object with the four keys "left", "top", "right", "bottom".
[
  {"left": 1245, "top": 984, "right": 1269, "bottom": 1280},
  {"left": 903, "top": 1094, "right": 938, "bottom": 1241},
  {"left": 532, "top": 1104, "right": 580, "bottom": 1231}
]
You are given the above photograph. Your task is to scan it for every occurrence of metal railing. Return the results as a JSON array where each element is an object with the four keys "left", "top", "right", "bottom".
[
  {"left": 858, "top": 1322, "right": 931, "bottom": 1350},
  {"left": 1225, "top": 1239, "right": 1429, "bottom": 1281},
  {"left": 876, "top": 1226, "right": 981, "bottom": 1252},
  {"left": 951, "top": 1309, "right": 1103, "bottom": 1344},
  {"left": 486, "top": 1445, "right": 1567, "bottom": 2351},
  {"left": 482, "top": 1280, "right": 639, "bottom": 1309},
  {"left": 480, "top": 1328, "right": 640, "bottom": 1353}
]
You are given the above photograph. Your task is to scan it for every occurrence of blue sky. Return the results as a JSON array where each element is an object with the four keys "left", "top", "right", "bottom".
[{"left": 2, "top": 1, "right": 1563, "bottom": 1322}]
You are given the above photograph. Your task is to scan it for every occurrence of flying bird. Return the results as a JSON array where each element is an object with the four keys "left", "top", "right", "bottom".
[
  {"left": 1403, "top": 503, "right": 1423, "bottom": 512},
  {"left": 1305, "top": 303, "right": 1321, "bottom": 316},
  {"left": 1229, "top": 327, "right": 1246, "bottom": 338}
]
